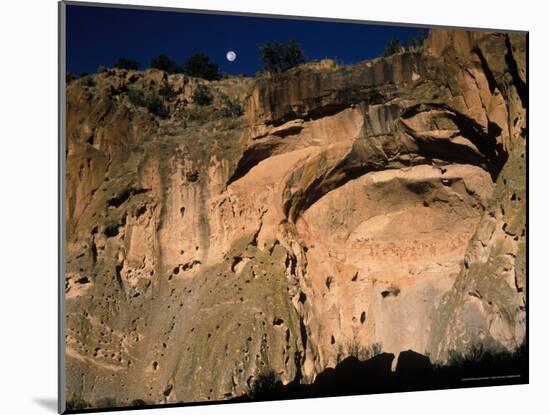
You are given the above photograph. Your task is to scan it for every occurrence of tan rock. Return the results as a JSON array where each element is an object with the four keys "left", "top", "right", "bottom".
[{"left": 64, "top": 28, "right": 527, "bottom": 409}]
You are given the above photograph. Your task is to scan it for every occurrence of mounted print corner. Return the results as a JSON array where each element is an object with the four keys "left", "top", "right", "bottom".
[{"left": 59, "top": 1, "right": 528, "bottom": 413}]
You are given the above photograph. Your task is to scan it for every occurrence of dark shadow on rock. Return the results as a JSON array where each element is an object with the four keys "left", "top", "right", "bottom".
[
  {"left": 312, "top": 353, "right": 395, "bottom": 396},
  {"left": 34, "top": 398, "right": 57, "bottom": 412},
  {"left": 395, "top": 349, "right": 434, "bottom": 386},
  {"left": 433, "top": 342, "right": 528, "bottom": 383},
  {"left": 232, "top": 344, "right": 527, "bottom": 403}
]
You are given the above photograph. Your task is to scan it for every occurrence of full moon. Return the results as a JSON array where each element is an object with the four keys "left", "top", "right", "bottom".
[{"left": 226, "top": 51, "right": 237, "bottom": 62}]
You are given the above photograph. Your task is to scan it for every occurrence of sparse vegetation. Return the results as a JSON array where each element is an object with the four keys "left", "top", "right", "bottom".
[
  {"left": 233, "top": 343, "right": 527, "bottom": 403},
  {"left": 130, "top": 399, "right": 148, "bottom": 407},
  {"left": 159, "top": 83, "right": 177, "bottom": 100},
  {"left": 126, "top": 88, "right": 168, "bottom": 118},
  {"left": 383, "top": 38, "right": 403, "bottom": 56},
  {"left": 145, "top": 93, "right": 169, "bottom": 119},
  {"left": 259, "top": 39, "right": 306, "bottom": 73},
  {"left": 192, "top": 84, "right": 213, "bottom": 106},
  {"left": 79, "top": 74, "right": 95, "bottom": 87},
  {"left": 445, "top": 342, "right": 526, "bottom": 371},
  {"left": 66, "top": 72, "right": 77, "bottom": 83},
  {"left": 96, "top": 397, "right": 117, "bottom": 409},
  {"left": 151, "top": 53, "right": 177, "bottom": 73},
  {"left": 248, "top": 370, "right": 282, "bottom": 399},
  {"left": 383, "top": 30, "right": 429, "bottom": 57},
  {"left": 341, "top": 339, "right": 382, "bottom": 362},
  {"left": 66, "top": 397, "right": 90, "bottom": 410},
  {"left": 114, "top": 57, "right": 140, "bottom": 70},
  {"left": 406, "top": 29, "right": 429, "bottom": 49},
  {"left": 184, "top": 106, "right": 210, "bottom": 124},
  {"left": 219, "top": 94, "right": 243, "bottom": 117},
  {"left": 184, "top": 53, "right": 220, "bottom": 80},
  {"left": 127, "top": 88, "right": 146, "bottom": 107}
]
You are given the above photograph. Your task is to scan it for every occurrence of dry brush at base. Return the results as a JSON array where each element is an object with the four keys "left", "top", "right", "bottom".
[{"left": 64, "top": 29, "right": 526, "bottom": 409}]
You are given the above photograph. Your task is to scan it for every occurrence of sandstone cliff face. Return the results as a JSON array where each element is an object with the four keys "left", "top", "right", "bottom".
[{"left": 65, "top": 29, "right": 527, "bottom": 408}]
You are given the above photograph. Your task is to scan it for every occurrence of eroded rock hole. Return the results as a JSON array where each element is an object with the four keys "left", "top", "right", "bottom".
[
  {"left": 115, "top": 263, "right": 124, "bottom": 289},
  {"left": 75, "top": 276, "right": 90, "bottom": 284},
  {"left": 135, "top": 205, "right": 147, "bottom": 218},
  {"left": 181, "top": 260, "right": 201, "bottom": 271},
  {"left": 104, "top": 225, "right": 120, "bottom": 238},
  {"left": 162, "top": 384, "right": 173, "bottom": 397},
  {"left": 186, "top": 170, "right": 199, "bottom": 183},
  {"left": 107, "top": 187, "right": 148, "bottom": 208},
  {"left": 91, "top": 241, "right": 98, "bottom": 263},
  {"left": 381, "top": 287, "right": 400, "bottom": 298},
  {"left": 231, "top": 256, "right": 243, "bottom": 273}
]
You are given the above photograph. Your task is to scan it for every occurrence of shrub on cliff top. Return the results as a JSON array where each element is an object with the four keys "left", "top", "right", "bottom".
[
  {"left": 184, "top": 53, "right": 220, "bottom": 81},
  {"left": 79, "top": 74, "right": 95, "bottom": 87},
  {"left": 114, "top": 57, "right": 140, "bottom": 70},
  {"left": 383, "top": 30, "right": 428, "bottom": 57},
  {"left": 66, "top": 72, "right": 77, "bottom": 83},
  {"left": 406, "top": 29, "right": 429, "bottom": 50},
  {"left": 151, "top": 54, "right": 177, "bottom": 73},
  {"left": 383, "top": 38, "right": 403, "bottom": 56},
  {"left": 259, "top": 39, "right": 305, "bottom": 73}
]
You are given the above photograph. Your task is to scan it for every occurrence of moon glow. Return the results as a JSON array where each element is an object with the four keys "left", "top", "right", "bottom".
[{"left": 226, "top": 51, "right": 237, "bottom": 62}]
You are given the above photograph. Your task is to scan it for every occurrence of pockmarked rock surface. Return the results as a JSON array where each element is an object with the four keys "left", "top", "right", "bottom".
[{"left": 65, "top": 29, "right": 526, "bottom": 408}]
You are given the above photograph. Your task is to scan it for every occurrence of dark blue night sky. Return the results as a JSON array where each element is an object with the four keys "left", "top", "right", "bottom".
[{"left": 66, "top": 4, "right": 426, "bottom": 76}]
